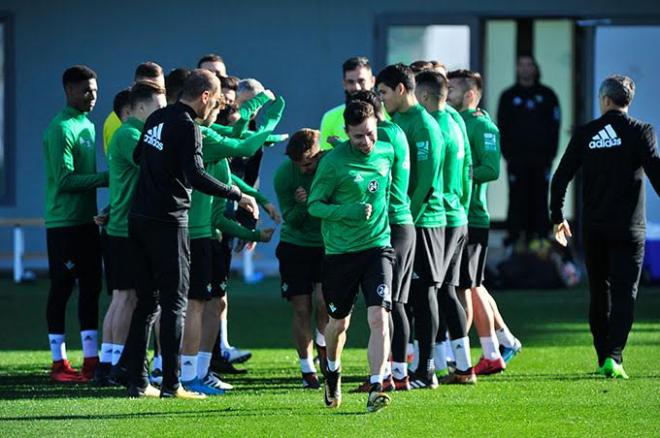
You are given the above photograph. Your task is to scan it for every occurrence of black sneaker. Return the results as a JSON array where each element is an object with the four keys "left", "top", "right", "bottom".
[
  {"left": 315, "top": 344, "right": 328, "bottom": 378},
  {"left": 210, "top": 356, "right": 248, "bottom": 375},
  {"left": 367, "top": 383, "right": 391, "bottom": 413},
  {"left": 302, "top": 372, "right": 321, "bottom": 389},
  {"left": 324, "top": 369, "right": 341, "bottom": 408},
  {"left": 108, "top": 364, "right": 129, "bottom": 387},
  {"left": 409, "top": 370, "right": 439, "bottom": 389},
  {"left": 93, "top": 362, "right": 112, "bottom": 386}
]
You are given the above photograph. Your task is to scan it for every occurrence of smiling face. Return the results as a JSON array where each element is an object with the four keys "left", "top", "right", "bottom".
[
  {"left": 67, "top": 79, "right": 98, "bottom": 113},
  {"left": 344, "top": 67, "right": 375, "bottom": 94},
  {"left": 346, "top": 116, "right": 378, "bottom": 155}
]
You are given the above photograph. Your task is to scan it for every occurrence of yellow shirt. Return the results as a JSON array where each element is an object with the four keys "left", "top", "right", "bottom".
[
  {"left": 319, "top": 104, "right": 347, "bottom": 151},
  {"left": 103, "top": 111, "right": 122, "bottom": 155}
]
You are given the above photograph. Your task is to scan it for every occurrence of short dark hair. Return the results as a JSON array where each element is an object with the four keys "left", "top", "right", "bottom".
[
  {"left": 410, "top": 60, "right": 434, "bottom": 74},
  {"left": 375, "top": 63, "right": 415, "bottom": 93},
  {"left": 112, "top": 89, "right": 131, "bottom": 117},
  {"left": 447, "top": 69, "right": 483, "bottom": 94},
  {"left": 343, "top": 56, "right": 371, "bottom": 75},
  {"left": 181, "top": 69, "right": 220, "bottom": 100},
  {"left": 415, "top": 70, "right": 448, "bottom": 99},
  {"left": 62, "top": 65, "right": 97, "bottom": 87},
  {"left": 344, "top": 100, "right": 375, "bottom": 127},
  {"left": 346, "top": 90, "right": 381, "bottom": 114},
  {"left": 219, "top": 75, "right": 239, "bottom": 92},
  {"left": 599, "top": 75, "right": 635, "bottom": 107},
  {"left": 134, "top": 61, "right": 163, "bottom": 80},
  {"left": 129, "top": 81, "right": 165, "bottom": 109},
  {"left": 286, "top": 129, "right": 320, "bottom": 161},
  {"left": 165, "top": 68, "right": 191, "bottom": 102},
  {"left": 197, "top": 53, "right": 224, "bottom": 68}
]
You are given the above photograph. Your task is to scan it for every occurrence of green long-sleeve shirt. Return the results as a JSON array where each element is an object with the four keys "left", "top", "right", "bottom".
[
  {"left": 377, "top": 120, "right": 413, "bottom": 226},
  {"left": 273, "top": 160, "right": 323, "bottom": 247},
  {"left": 392, "top": 104, "right": 445, "bottom": 228},
  {"left": 43, "top": 106, "right": 108, "bottom": 228},
  {"left": 430, "top": 108, "right": 472, "bottom": 228},
  {"left": 232, "top": 91, "right": 275, "bottom": 138},
  {"left": 107, "top": 117, "right": 143, "bottom": 237},
  {"left": 308, "top": 140, "right": 393, "bottom": 254},
  {"left": 460, "top": 108, "right": 501, "bottom": 228}
]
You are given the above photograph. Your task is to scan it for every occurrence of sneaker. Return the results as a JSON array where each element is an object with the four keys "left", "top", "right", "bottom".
[
  {"left": 440, "top": 368, "right": 477, "bottom": 385},
  {"left": 500, "top": 338, "right": 522, "bottom": 364},
  {"left": 315, "top": 344, "right": 328, "bottom": 377},
  {"left": 323, "top": 370, "right": 341, "bottom": 408},
  {"left": 149, "top": 368, "right": 163, "bottom": 387},
  {"left": 602, "top": 358, "right": 629, "bottom": 380},
  {"left": 202, "top": 371, "right": 233, "bottom": 390},
  {"left": 182, "top": 378, "right": 225, "bottom": 395},
  {"left": 409, "top": 371, "right": 439, "bottom": 389},
  {"left": 160, "top": 385, "right": 207, "bottom": 399},
  {"left": 93, "top": 362, "right": 112, "bottom": 386},
  {"left": 51, "top": 360, "right": 85, "bottom": 383},
  {"left": 221, "top": 346, "right": 252, "bottom": 364},
  {"left": 109, "top": 364, "right": 129, "bottom": 387},
  {"left": 393, "top": 375, "right": 411, "bottom": 391},
  {"left": 210, "top": 356, "right": 248, "bottom": 375},
  {"left": 128, "top": 383, "right": 161, "bottom": 398},
  {"left": 302, "top": 372, "right": 321, "bottom": 389},
  {"left": 474, "top": 357, "right": 506, "bottom": 376},
  {"left": 595, "top": 364, "right": 606, "bottom": 376},
  {"left": 81, "top": 356, "right": 99, "bottom": 381},
  {"left": 366, "top": 383, "right": 391, "bottom": 413},
  {"left": 382, "top": 374, "right": 395, "bottom": 392}
]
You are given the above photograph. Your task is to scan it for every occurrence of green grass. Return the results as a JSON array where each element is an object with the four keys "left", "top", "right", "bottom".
[{"left": 0, "top": 278, "right": 659, "bottom": 437}]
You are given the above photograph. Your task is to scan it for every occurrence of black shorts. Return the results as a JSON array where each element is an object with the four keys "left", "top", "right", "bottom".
[
  {"left": 441, "top": 225, "right": 468, "bottom": 287},
  {"left": 322, "top": 247, "right": 395, "bottom": 319},
  {"left": 412, "top": 227, "right": 445, "bottom": 286},
  {"left": 103, "top": 233, "right": 137, "bottom": 293},
  {"left": 390, "top": 224, "right": 416, "bottom": 304},
  {"left": 211, "top": 237, "right": 232, "bottom": 298},
  {"left": 276, "top": 241, "right": 324, "bottom": 300},
  {"left": 458, "top": 227, "right": 489, "bottom": 289},
  {"left": 189, "top": 238, "right": 213, "bottom": 301},
  {"left": 47, "top": 222, "right": 102, "bottom": 294}
]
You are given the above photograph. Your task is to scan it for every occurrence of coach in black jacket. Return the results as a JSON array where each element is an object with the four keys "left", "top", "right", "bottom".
[
  {"left": 550, "top": 75, "right": 660, "bottom": 379},
  {"left": 122, "top": 69, "right": 258, "bottom": 398},
  {"left": 498, "top": 54, "right": 560, "bottom": 246}
]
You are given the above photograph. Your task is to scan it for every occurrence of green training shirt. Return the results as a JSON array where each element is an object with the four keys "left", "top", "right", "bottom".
[
  {"left": 107, "top": 117, "right": 143, "bottom": 237},
  {"left": 391, "top": 104, "right": 446, "bottom": 228},
  {"left": 377, "top": 120, "right": 413, "bottom": 226},
  {"left": 43, "top": 106, "right": 108, "bottom": 228},
  {"left": 273, "top": 160, "right": 323, "bottom": 247},
  {"left": 308, "top": 140, "right": 393, "bottom": 255},
  {"left": 460, "top": 108, "right": 501, "bottom": 228},
  {"left": 430, "top": 108, "right": 472, "bottom": 228}
]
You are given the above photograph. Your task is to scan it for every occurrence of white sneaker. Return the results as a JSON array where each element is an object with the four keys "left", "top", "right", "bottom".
[
  {"left": 222, "top": 346, "right": 252, "bottom": 364},
  {"left": 202, "top": 371, "right": 234, "bottom": 390}
]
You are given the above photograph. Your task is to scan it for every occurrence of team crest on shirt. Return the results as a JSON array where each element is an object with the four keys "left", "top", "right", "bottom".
[
  {"left": 367, "top": 179, "right": 379, "bottom": 193},
  {"left": 376, "top": 284, "right": 391, "bottom": 300},
  {"left": 206, "top": 283, "right": 212, "bottom": 293},
  {"left": 78, "top": 137, "right": 93, "bottom": 149},
  {"left": 416, "top": 141, "right": 429, "bottom": 160},
  {"left": 282, "top": 282, "right": 289, "bottom": 292}
]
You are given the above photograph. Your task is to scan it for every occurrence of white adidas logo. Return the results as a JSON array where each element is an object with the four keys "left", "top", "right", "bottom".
[
  {"left": 589, "top": 124, "right": 621, "bottom": 149},
  {"left": 144, "top": 123, "right": 164, "bottom": 150}
]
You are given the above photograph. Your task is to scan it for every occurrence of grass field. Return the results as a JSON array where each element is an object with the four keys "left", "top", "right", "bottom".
[{"left": 0, "top": 278, "right": 659, "bottom": 437}]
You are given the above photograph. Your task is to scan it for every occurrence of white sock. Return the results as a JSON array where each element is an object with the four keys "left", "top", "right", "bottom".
[
  {"left": 300, "top": 357, "right": 316, "bottom": 374},
  {"left": 111, "top": 344, "right": 124, "bottom": 366},
  {"left": 496, "top": 327, "right": 515, "bottom": 348},
  {"left": 406, "top": 342, "right": 414, "bottom": 358},
  {"left": 48, "top": 334, "right": 67, "bottom": 361},
  {"left": 382, "top": 360, "right": 392, "bottom": 378},
  {"left": 451, "top": 337, "right": 472, "bottom": 372},
  {"left": 370, "top": 374, "right": 382, "bottom": 385},
  {"left": 80, "top": 330, "right": 98, "bottom": 358},
  {"left": 197, "top": 351, "right": 212, "bottom": 379},
  {"left": 152, "top": 355, "right": 162, "bottom": 371},
  {"left": 433, "top": 342, "right": 446, "bottom": 370},
  {"left": 410, "top": 340, "right": 419, "bottom": 373},
  {"left": 219, "top": 319, "right": 231, "bottom": 351},
  {"left": 100, "top": 343, "right": 113, "bottom": 363},
  {"left": 480, "top": 335, "right": 501, "bottom": 360},
  {"left": 315, "top": 329, "right": 326, "bottom": 347},
  {"left": 327, "top": 359, "right": 340, "bottom": 372},
  {"left": 181, "top": 355, "right": 198, "bottom": 382},
  {"left": 392, "top": 361, "right": 407, "bottom": 379}
]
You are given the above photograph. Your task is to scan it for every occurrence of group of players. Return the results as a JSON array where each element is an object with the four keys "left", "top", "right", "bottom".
[{"left": 43, "top": 54, "right": 522, "bottom": 412}]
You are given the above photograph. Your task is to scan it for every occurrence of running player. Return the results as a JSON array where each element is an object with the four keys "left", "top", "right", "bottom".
[
  {"left": 309, "top": 101, "right": 394, "bottom": 413},
  {"left": 376, "top": 64, "right": 445, "bottom": 389},
  {"left": 44, "top": 65, "right": 108, "bottom": 382},
  {"left": 274, "top": 129, "right": 328, "bottom": 389}
]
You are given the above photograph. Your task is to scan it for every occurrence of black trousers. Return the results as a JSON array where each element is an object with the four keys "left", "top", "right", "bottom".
[
  {"left": 122, "top": 217, "right": 190, "bottom": 390},
  {"left": 506, "top": 161, "right": 552, "bottom": 243},
  {"left": 46, "top": 223, "right": 102, "bottom": 333},
  {"left": 583, "top": 227, "right": 645, "bottom": 365}
]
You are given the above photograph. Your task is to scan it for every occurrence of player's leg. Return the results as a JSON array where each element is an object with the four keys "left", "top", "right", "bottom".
[
  {"left": 197, "top": 296, "right": 233, "bottom": 391},
  {"left": 314, "top": 283, "right": 329, "bottom": 373},
  {"left": 97, "top": 231, "right": 116, "bottom": 384}
]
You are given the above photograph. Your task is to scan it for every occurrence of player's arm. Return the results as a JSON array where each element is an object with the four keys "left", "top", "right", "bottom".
[
  {"left": 232, "top": 91, "right": 274, "bottom": 138},
  {"left": 409, "top": 127, "right": 443, "bottom": 224},
  {"left": 201, "top": 125, "right": 272, "bottom": 162},
  {"left": 119, "top": 128, "right": 141, "bottom": 167},
  {"left": 231, "top": 173, "right": 268, "bottom": 206},
  {"left": 308, "top": 160, "right": 369, "bottom": 221},
  {"left": 212, "top": 197, "right": 270, "bottom": 242},
  {"left": 274, "top": 165, "right": 308, "bottom": 228},
  {"left": 258, "top": 96, "right": 286, "bottom": 132},
  {"left": 460, "top": 127, "right": 473, "bottom": 213},
  {"left": 472, "top": 123, "right": 501, "bottom": 183},
  {"left": 391, "top": 127, "right": 411, "bottom": 198},
  {"left": 640, "top": 124, "right": 660, "bottom": 195},
  {"left": 51, "top": 126, "right": 108, "bottom": 191},
  {"left": 210, "top": 123, "right": 287, "bottom": 144},
  {"left": 549, "top": 132, "right": 582, "bottom": 225}
]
